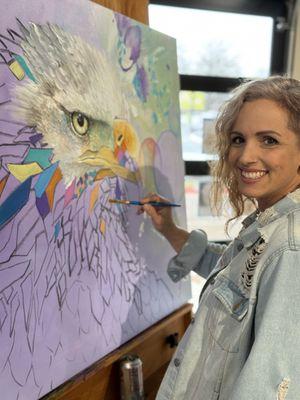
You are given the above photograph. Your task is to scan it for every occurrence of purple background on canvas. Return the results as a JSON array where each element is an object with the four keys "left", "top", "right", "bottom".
[{"left": 0, "top": 1, "right": 190, "bottom": 399}]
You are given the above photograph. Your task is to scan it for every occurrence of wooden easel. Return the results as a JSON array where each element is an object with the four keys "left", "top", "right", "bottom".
[
  {"left": 42, "top": 304, "right": 192, "bottom": 400},
  {"left": 92, "top": 0, "right": 149, "bottom": 25}
]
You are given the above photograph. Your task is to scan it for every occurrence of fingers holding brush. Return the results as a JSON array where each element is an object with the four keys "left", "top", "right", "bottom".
[{"left": 138, "top": 193, "right": 175, "bottom": 234}]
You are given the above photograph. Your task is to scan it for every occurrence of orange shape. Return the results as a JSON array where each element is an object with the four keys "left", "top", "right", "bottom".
[
  {"left": 89, "top": 184, "right": 99, "bottom": 214},
  {"left": 99, "top": 219, "right": 106, "bottom": 235},
  {"left": 45, "top": 168, "right": 63, "bottom": 210},
  {"left": 113, "top": 119, "right": 138, "bottom": 157},
  {"left": 0, "top": 175, "right": 8, "bottom": 199}
]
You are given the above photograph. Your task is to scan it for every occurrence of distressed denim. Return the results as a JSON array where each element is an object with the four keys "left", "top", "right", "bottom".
[{"left": 156, "top": 189, "right": 300, "bottom": 400}]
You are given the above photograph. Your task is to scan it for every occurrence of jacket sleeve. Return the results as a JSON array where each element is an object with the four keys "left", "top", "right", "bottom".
[
  {"left": 167, "top": 229, "right": 227, "bottom": 282},
  {"left": 231, "top": 249, "right": 300, "bottom": 400}
]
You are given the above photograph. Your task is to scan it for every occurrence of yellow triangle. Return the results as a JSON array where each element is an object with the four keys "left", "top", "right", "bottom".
[{"left": 7, "top": 162, "right": 43, "bottom": 182}]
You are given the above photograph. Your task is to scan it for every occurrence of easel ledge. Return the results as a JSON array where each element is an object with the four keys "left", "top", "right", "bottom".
[{"left": 41, "top": 303, "right": 193, "bottom": 400}]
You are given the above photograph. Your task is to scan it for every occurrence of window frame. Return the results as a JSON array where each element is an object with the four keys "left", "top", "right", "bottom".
[{"left": 149, "top": 0, "right": 293, "bottom": 175}]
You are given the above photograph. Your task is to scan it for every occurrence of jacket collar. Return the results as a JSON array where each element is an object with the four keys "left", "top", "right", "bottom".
[{"left": 238, "top": 188, "right": 300, "bottom": 249}]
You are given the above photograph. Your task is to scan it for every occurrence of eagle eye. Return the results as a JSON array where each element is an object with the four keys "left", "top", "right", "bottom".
[
  {"left": 71, "top": 112, "right": 89, "bottom": 136},
  {"left": 117, "top": 133, "right": 124, "bottom": 145}
]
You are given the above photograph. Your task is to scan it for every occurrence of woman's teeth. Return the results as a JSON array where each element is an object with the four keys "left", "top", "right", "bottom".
[{"left": 241, "top": 170, "right": 267, "bottom": 179}]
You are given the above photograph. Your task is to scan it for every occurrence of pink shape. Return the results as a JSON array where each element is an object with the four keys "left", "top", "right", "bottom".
[
  {"left": 64, "top": 178, "right": 76, "bottom": 206},
  {"left": 117, "top": 149, "right": 125, "bottom": 162}
]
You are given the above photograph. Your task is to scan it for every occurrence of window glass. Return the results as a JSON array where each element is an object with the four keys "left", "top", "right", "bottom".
[
  {"left": 184, "top": 175, "right": 246, "bottom": 241},
  {"left": 149, "top": 5, "right": 273, "bottom": 78},
  {"left": 180, "top": 91, "right": 230, "bottom": 161}
]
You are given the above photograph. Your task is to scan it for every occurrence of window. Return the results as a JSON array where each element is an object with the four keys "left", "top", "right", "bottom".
[
  {"left": 149, "top": 5, "right": 273, "bottom": 79},
  {"left": 180, "top": 90, "right": 229, "bottom": 161},
  {"left": 149, "top": 0, "right": 291, "bottom": 241}
]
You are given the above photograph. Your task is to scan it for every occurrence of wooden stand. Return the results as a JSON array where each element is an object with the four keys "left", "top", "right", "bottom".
[
  {"left": 41, "top": 303, "right": 192, "bottom": 400},
  {"left": 91, "top": 0, "right": 149, "bottom": 25}
]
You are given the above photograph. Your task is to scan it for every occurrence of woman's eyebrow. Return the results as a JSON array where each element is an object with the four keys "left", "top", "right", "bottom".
[
  {"left": 229, "top": 130, "right": 281, "bottom": 137},
  {"left": 255, "top": 130, "right": 281, "bottom": 137},
  {"left": 229, "top": 131, "right": 243, "bottom": 135}
]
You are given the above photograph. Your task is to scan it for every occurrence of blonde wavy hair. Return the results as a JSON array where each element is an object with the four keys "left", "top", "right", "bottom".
[{"left": 209, "top": 75, "right": 300, "bottom": 229}]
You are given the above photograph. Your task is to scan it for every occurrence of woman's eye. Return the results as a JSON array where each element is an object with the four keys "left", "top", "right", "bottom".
[
  {"left": 71, "top": 112, "right": 89, "bottom": 136},
  {"left": 263, "top": 136, "right": 278, "bottom": 145},
  {"left": 230, "top": 136, "right": 244, "bottom": 145}
]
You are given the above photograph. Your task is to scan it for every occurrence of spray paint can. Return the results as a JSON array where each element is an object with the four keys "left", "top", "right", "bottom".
[{"left": 119, "top": 354, "right": 144, "bottom": 400}]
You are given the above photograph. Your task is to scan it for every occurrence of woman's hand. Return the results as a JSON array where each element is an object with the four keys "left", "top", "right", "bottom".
[
  {"left": 137, "top": 193, "right": 174, "bottom": 235},
  {"left": 138, "top": 193, "right": 190, "bottom": 253}
]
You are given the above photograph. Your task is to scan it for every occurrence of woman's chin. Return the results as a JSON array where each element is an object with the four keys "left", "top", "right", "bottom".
[{"left": 237, "top": 183, "right": 262, "bottom": 200}]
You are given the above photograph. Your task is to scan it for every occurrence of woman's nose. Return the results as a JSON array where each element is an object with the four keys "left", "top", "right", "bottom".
[{"left": 238, "top": 142, "right": 259, "bottom": 164}]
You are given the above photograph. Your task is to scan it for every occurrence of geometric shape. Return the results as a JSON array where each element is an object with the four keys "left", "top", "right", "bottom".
[
  {"left": 54, "top": 221, "right": 61, "bottom": 239},
  {"left": 23, "top": 148, "right": 53, "bottom": 169},
  {"left": 99, "top": 219, "right": 106, "bottom": 235},
  {"left": 14, "top": 55, "right": 36, "bottom": 82},
  {"left": 115, "top": 148, "right": 125, "bottom": 163},
  {"left": 64, "top": 178, "right": 76, "bottom": 206},
  {"left": 36, "top": 191, "right": 50, "bottom": 219},
  {"left": 89, "top": 183, "right": 99, "bottom": 214},
  {"left": 8, "top": 58, "right": 25, "bottom": 80},
  {"left": 7, "top": 162, "right": 42, "bottom": 182},
  {"left": 94, "top": 168, "right": 116, "bottom": 181},
  {"left": 58, "top": 273, "right": 67, "bottom": 307},
  {"left": 34, "top": 162, "right": 58, "bottom": 198},
  {"left": 0, "top": 300, "right": 8, "bottom": 331},
  {"left": 0, "top": 177, "right": 32, "bottom": 229},
  {"left": 46, "top": 168, "right": 63, "bottom": 210},
  {"left": 0, "top": 174, "right": 8, "bottom": 199},
  {"left": 115, "top": 178, "right": 122, "bottom": 199},
  {"left": 29, "top": 134, "right": 43, "bottom": 145}
]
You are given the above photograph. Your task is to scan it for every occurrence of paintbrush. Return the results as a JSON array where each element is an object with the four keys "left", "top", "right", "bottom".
[{"left": 109, "top": 198, "right": 181, "bottom": 207}]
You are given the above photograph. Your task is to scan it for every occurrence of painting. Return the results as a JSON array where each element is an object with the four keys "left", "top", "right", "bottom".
[{"left": 0, "top": 0, "right": 190, "bottom": 398}]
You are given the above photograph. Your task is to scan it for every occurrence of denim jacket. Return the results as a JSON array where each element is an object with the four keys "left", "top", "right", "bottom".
[{"left": 156, "top": 189, "right": 300, "bottom": 400}]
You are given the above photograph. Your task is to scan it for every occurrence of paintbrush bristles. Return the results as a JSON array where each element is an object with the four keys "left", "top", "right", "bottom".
[{"left": 109, "top": 199, "right": 130, "bottom": 205}]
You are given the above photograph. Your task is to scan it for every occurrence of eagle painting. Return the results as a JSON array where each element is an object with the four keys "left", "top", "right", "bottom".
[{"left": 0, "top": 3, "right": 188, "bottom": 399}]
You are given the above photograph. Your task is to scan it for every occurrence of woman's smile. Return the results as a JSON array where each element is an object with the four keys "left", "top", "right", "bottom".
[{"left": 239, "top": 168, "right": 268, "bottom": 183}]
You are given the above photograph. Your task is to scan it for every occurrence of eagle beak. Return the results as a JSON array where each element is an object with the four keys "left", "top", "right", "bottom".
[
  {"left": 78, "top": 146, "right": 117, "bottom": 166},
  {"left": 78, "top": 146, "right": 138, "bottom": 183}
]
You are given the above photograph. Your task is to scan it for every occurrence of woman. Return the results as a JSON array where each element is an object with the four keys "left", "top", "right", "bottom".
[{"left": 140, "top": 76, "right": 300, "bottom": 400}]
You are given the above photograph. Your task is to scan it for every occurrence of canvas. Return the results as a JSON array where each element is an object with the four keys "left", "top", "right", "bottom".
[{"left": 0, "top": 0, "right": 190, "bottom": 398}]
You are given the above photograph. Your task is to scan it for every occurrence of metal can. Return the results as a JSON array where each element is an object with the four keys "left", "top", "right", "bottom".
[{"left": 119, "top": 354, "right": 144, "bottom": 400}]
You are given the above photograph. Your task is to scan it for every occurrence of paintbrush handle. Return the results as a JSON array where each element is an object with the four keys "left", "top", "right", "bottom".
[
  {"left": 132, "top": 201, "right": 181, "bottom": 207},
  {"left": 109, "top": 199, "right": 181, "bottom": 207}
]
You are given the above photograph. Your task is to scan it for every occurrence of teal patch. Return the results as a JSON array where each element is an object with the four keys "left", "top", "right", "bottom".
[{"left": 23, "top": 148, "right": 53, "bottom": 169}]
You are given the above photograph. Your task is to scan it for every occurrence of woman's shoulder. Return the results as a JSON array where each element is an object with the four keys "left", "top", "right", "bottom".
[{"left": 260, "top": 207, "right": 300, "bottom": 254}]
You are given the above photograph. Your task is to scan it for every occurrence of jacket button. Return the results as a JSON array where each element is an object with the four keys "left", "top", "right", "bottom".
[
  {"left": 210, "top": 278, "right": 215, "bottom": 285},
  {"left": 174, "top": 358, "right": 181, "bottom": 367}
]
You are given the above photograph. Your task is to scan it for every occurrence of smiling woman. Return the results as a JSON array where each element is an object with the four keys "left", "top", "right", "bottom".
[
  {"left": 227, "top": 99, "right": 300, "bottom": 211},
  {"left": 211, "top": 76, "right": 300, "bottom": 222},
  {"left": 141, "top": 76, "right": 300, "bottom": 400}
]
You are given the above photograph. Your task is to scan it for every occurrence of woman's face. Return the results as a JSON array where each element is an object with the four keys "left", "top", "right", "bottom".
[{"left": 228, "top": 98, "right": 300, "bottom": 210}]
